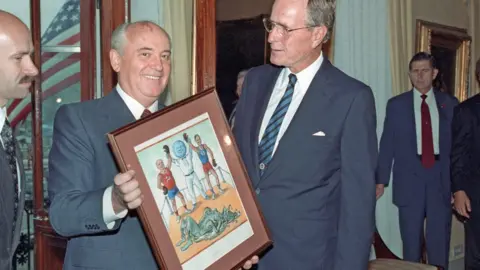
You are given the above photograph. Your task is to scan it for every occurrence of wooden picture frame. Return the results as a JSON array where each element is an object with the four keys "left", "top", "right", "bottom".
[
  {"left": 107, "top": 89, "right": 272, "bottom": 270},
  {"left": 416, "top": 19, "right": 471, "bottom": 101}
]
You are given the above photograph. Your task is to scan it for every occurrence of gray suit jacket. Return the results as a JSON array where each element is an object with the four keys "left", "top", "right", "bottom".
[
  {"left": 48, "top": 90, "right": 160, "bottom": 269},
  {"left": 0, "top": 135, "right": 26, "bottom": 270},
  {"left": 233, "top": 60, "right": 378, "bottom": 270}
]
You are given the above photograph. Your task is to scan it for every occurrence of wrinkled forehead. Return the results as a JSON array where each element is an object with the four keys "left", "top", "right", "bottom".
[
  {"left": 271, "top": 0, "right": 307, "bottom": 25},
  {"left": 125, "top": 24, "right": 170, "bottom": 50},
  {"left": 410, "top": 60, "right": 433, "bottom": 70},
  {"left": 0, "top": 25, "right": 33, "bottom": 54}
]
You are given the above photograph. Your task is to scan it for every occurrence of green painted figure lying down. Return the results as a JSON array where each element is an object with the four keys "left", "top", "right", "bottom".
[{"left": 176, "top": 205, "right": 241, "bottom": 252}]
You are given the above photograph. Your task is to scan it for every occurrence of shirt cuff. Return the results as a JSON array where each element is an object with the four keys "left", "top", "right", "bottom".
[{"left": 103, "top": 185, "right": 128, "bottom": 229}]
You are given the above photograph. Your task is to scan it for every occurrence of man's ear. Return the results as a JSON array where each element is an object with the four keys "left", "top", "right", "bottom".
[
  {"left": 432, "top": 68, "right": 439, "bottom": 80},
  {"left": 312, "top": 25, "right": 328, "bottom": 48},
  {"left": 110, "top": 49, "right": 122, "bottom": 72}
]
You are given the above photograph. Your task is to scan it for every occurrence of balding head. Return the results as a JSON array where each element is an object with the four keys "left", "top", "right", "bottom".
[
  {"left": 0, "top": 10, "right": 38, "bottom": 107},
  {"left": 0, "top": 10, "right": 28, "bottom": 31},
  {"left": 111, "top": 21, "right": 171, "bottom": 55}
]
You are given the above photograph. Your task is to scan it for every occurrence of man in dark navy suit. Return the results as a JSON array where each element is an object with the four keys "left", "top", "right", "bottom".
[
  {"left": 377, "top": 52, "right": 458, "bottom": 269},
  {"left": 451, "top": 58, "right": 480, "bottom": 269},
  {"left": 234, "top": 0, "right": 378, "bottom": 269}
]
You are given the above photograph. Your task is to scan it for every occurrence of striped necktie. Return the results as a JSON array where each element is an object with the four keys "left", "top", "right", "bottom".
[{"left": 258, "top": 73, "right": 297, "bottom": 175}]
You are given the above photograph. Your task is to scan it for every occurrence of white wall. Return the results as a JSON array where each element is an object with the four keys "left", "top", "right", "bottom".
[
  {"left": 130, "top": 0, "right": 163, "bottom": 26},
  {"left": 0, "top": 0, "right": 72, "bottom": 36},
  {"left": 0, "top": 0, "right": 30, "bottom": 26}
]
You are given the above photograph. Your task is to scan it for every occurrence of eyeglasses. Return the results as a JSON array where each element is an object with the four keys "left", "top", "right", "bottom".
[{"left": 262, "top": 18, "right": 315, "bottom": 37}]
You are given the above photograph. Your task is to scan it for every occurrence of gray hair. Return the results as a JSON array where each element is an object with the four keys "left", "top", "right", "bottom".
[
  {"left": 305, "top": 0, "right": 336, "bottom": 43},
  {"left": 110, "top": 20, "right": 172, "bottom": 55},
  {"left": 237, "top": 68, "right": 250, "bottom": 79}
]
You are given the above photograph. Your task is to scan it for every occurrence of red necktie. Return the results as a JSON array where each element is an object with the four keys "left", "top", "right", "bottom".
[
  {"left": 141, "top": 109, "right": 152, "bottom": 118},
  {"left": 421, "top": 94, "right": 435, "bottom": 168}
]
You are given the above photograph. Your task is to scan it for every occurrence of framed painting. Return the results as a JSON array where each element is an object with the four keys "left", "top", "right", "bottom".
[
  {"left": 416, "top": 19, "right": 471, "bottom": 101},
  {"left": 107, "top": 88, "right": 272, "bottom": 270}
]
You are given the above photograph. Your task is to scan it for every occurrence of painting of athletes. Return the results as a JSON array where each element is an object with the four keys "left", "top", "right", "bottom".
[{"left": 134, "top": 112, "right": 253, "bottom": 270}]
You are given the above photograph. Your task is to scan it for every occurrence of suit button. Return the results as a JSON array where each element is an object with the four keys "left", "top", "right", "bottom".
[
  {"left": 259, "top": 163, "right": 265, "bottom": 170},
  {"left": 255, "top": 188, "right": 261, "bottom": 195}
]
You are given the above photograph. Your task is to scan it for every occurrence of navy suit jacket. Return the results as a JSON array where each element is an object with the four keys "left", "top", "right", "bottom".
[
  {"left": 48, "top": 90, "right": 162, "bottom": 269},
  {"left": 451, "top": 94, "right": 480, "bottom": 200},
  {"left": 377, "top": 89, "right": 458, "bottom": 206},
  {"left": 233, "top": 59, "right": 378, "bottom": 270}
]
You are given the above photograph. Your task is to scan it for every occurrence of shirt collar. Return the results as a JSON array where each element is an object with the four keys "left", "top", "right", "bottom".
[
  {"left": 414, "top": 87, "right": 433, "bottom": 98},
  {"left": 115, "top": 84, "right": 158, "bottom": 120},
  {"left": 0, "top": 105, "right": 6, "bottom": 133},
  {"left": 282, "top": 52, "right": 324, "bottom": 89}
]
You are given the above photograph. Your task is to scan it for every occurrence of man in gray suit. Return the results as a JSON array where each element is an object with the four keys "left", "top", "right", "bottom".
[
  {"left": 233, "top": 0, "right": 378, "bottom": 269},
  {"left": 0, "top": 10, "right": 38, "bottom": 270},
  {"left": 48, "top": 21, "right": 258, "bottom": 269}
]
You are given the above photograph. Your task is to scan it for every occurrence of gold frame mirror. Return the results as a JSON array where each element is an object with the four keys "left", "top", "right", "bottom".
[{"left": 416, "top": 19, "right": 471, "bottom": 101}]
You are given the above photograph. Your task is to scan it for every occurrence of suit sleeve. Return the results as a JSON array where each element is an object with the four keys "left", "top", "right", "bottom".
[
  {"left": 335, "top": 87, "right": 377, "bottom": 270},
  {"left": 376, "top": 99, "right": 395, "bottom": 185},
  {"left": 451, "top": 104, "right": 474, "bottom": 193},
  {"left": 48, "top": 105, "right": 121, "bottom": 237}
]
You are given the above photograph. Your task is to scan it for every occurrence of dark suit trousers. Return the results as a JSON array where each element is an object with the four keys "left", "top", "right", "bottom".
[
  {"left": 465, "top": 200, "right": 480, "bottom": 270},
  {"left": 398, "top": 162, "right": 452, "bottom": 269}
]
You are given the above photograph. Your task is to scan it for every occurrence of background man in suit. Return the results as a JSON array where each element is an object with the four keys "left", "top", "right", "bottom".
[
  {"left": 376, "top": 52, "right": 458, "bottom": 269},
  {"left": 233, "top": 0, "right": 378, "bottom": 269},
  {"left": 451, "top": 58, "right": 480, "bottom": 269},
  {"left": 0, "top": 10, "right": 38, "bottom": 270},
  {"left": 229, "top": 68, "right": 249, "bottom": 128},
  {"left": 48, "top": 21, "right": 257, "bottom": 269}
]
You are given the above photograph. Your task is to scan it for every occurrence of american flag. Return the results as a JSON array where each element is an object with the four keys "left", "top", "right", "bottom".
[{"left": 7, "top": 0, "right": 81, "bottom": 128}]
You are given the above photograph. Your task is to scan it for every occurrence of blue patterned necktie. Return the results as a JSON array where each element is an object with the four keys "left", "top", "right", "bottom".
[
  {"left": 1, "top": 119, "right": 19, "bottom": 235},
  {"left": 258, "top": 73, "right": 297, "bottom": 175}
]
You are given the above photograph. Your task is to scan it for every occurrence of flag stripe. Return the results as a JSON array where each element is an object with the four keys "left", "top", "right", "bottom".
[
  {"left": 10, "top": 74, "right": 80, "bottom": 127},
  {"left": 10, "top": 82, "right": 80, "bottom": 127},
  {"left": 9, "top": 62, "right": 80, "bottom": 119},
  {"left": 42, "top": 55, "right": 80, "bottom": 81}
]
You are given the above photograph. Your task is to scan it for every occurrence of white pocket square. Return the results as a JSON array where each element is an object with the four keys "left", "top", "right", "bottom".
[{"left": 313, "top": 131, "right": 326, "bottom": 136}]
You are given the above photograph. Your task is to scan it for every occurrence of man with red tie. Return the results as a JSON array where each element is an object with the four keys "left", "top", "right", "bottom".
[{"left": 376, "top": 52, "right": 458, "bottom": 269}]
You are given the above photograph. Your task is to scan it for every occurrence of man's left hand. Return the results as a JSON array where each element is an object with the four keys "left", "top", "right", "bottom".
[{"left": 239, "top": 255, "right": 259, "bottom": 269}]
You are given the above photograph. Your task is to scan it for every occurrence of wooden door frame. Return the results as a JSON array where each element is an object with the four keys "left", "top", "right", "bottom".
[
  {"left": 101, "top": 0, "right": 216, "bottom": 96},
  {"left": 31, "top": 1, "right": 97, "bottom": 269}
]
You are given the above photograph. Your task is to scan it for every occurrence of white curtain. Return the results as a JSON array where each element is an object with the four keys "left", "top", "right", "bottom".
[
  {"left": 334, "top": 0, "right": 402, "bottom": 258},
  {"left": 163, "top": 0, "right": 194, "bottom": 105}
]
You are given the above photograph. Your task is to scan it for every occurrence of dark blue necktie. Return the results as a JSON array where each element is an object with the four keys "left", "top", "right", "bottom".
[
  {"left": 1, "top": 119, "right": 19, "bottom": 236},
  {"left": 258, "top": 73, "right": 297, "bottom": 175}
]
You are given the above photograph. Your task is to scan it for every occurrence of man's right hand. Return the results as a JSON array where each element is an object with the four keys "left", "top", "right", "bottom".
[
  {"left": 453, "top": 190, "right": 471, "bottom": 219},
  {"left": 111, "top": 170, "right": 143, "bottom": 214},
  {"left": 376, "top": 184, "right": 385, "bottom": 200}
]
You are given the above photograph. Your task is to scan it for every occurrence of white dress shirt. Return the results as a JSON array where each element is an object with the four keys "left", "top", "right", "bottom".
[
  {"left": 172, "top": 146, "right": 194, "bottom": 175},
  {"left": 413, "top": 88, "right": 440, "bottom": 155},
  {"left": 103, "top": 85, "right": 158, "bottom": 228},
  {"left": 0, "top": 106, "right": 21, "bottom": 195},
  {"left": 258, "top": 52, "right": 324, "bottom": 154}
]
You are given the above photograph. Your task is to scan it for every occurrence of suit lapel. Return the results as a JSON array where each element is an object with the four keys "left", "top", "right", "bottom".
[
  {"left": 12, "top": 140, "right": 25, "bottom": 250},
  {"left": 258, "top": 60, "right": 333, "bottom": 183},
  {"left": 101, "top": 89, "right": 136, "bottom": 136},
  {"left": 434, "top": 90, "right": 448, "bottom": 154},
  {"left": 406, "top": 90, "right": 417, "bottom": 150}
]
